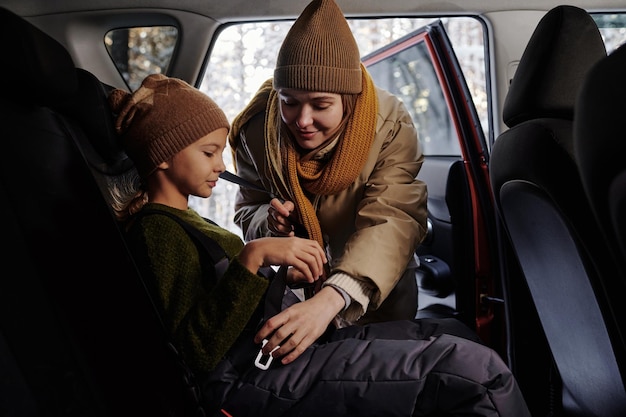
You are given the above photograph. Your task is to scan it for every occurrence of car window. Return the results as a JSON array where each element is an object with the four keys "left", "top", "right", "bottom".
[
  {"left": 105, "top": 26, "right": 178, "bottom": 91},
  {"left": 593, "top": 13, "right": 626, "bottom": 53},
  {"left": 202, "top": 17, "right": 484, "bottom": 144},
  {"left": 362, "top": 28, "right": 463, "bottom": 157}
]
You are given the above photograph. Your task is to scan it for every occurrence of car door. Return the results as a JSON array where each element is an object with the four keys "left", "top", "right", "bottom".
[{"left": 362, "top": 20, "right": 503, "bottom": 352}]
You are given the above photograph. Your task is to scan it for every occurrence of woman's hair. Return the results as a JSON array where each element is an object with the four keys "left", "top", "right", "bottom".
[{"left": 265, "top": 92, "right": 358, "bottom": 195}]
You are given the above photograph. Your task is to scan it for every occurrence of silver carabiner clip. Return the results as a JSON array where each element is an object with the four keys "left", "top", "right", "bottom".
[{"left": 254, "top": 339, "right": 280, "bottom": 370}]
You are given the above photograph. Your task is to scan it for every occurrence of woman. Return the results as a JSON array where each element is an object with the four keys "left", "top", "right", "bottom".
[
  {"left": 229, "top": 0, "right": 427, "bottom": 358},
  {"left": 108, "top": 73, "right": 530, "bottom": 416}
]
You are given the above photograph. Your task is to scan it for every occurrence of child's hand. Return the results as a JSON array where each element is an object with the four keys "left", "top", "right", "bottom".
[{"left": 239, "top": 236, "right": 327, "bottom": 282}]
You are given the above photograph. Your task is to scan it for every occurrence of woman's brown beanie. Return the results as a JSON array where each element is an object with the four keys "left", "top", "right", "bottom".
[
  {"left": 108, "top": 74, "right": 229, "bottom": 177},
  {"left": 273, "top": 0, "right": 362, "bottom": 94}
]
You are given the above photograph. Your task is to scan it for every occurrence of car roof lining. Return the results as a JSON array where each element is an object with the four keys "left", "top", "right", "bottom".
[{"left": 3, "top": 0, "right": 626, "bottom": 21}]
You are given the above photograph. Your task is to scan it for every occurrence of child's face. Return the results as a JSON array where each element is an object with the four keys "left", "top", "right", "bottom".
[
  {"left": 278, "top": 88, "right": 344, "bottom": 150},
  {"left": 165, "top": 127, "right": 228, "bottom": 199}
]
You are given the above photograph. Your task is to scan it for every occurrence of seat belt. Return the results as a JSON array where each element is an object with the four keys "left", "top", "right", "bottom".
[
  {"left": 218, "top": 170, "right": 313, "bottom": 298},
  {"left": 219, "top": 171, "right": 309, "bottom": 239},
  {"left": 219, "top": 171, "right": 282, "bottom": 201}
]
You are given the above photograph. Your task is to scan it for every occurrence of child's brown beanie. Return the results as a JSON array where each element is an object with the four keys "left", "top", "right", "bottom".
[
  {"left": 273, "top": 0, "right": 362, "bottom": 94},
  {"left": 108, "top": 74, "right": 229, "bottom": 177}
]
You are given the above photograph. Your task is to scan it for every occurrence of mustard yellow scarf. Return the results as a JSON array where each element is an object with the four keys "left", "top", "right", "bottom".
[{"left": 230, "top": 64, "right": 378, "bottom": 249}]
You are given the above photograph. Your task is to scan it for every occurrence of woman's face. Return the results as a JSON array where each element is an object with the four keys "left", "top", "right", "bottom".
[
  {"left": 164, "top": 127, "right": 228, "bottom": 199},
  {"left": 278, "top": 88, "right": 344, "bottom": 150}
]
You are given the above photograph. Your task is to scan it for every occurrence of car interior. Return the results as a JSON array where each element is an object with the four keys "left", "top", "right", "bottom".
[
  {"left": 0, "top": 1, "right": 625, "bottom": 416},
  {"left": 489, "top": 5, "right": 626, "bottom": 416}
]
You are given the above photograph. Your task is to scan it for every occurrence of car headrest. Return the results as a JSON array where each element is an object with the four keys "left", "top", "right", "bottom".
[
  {"left": 0, "top": 7, "right": 78, "bottom": 105},
  {"left": 0, "top": 7, "right": 132, "bottom": 176},
  {"left": 503, "top": 5, "right": 606, "bottom": 127},
  {"left": 55, "top": 69, "right": 134, "bottom": 176},
  {"left": 575, "top": 43, "right": 626, "bottom": 207}
]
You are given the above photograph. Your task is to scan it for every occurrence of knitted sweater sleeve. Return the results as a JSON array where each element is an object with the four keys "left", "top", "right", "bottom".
[
  {"left": 126, "top": 212, "right": 268, "bottom": 372},
  {"left": 232, "top": 111, "right": 278, "bottom": 241}
]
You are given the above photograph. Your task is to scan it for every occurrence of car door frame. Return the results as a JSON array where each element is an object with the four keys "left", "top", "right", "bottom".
[{"left": 362, "top": 20, "right": 505, "bottom": 354}]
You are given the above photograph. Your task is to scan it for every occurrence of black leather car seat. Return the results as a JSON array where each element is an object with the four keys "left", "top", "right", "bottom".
[
  {"left": 575, "top": 43, "right": 626, "bottom": 281},
  {"left": 574, "top": 38, "right": 626, "bottom": 392},
  {"left": 0, "top": 7, "right": 203, "bottom": 416},
  {"left": 490, "top": 5, "right": 626, "bottom": 416}
]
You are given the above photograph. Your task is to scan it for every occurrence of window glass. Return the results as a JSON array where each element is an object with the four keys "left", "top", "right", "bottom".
[
  {"left": 593, "top": 14, "right": 626, "bottom": 53},
  {"left": 104, "top": 26, "right": 178, "bottom": 91},
  {"left": 365, "top": 40, "right": 462, "bottom": 156}
]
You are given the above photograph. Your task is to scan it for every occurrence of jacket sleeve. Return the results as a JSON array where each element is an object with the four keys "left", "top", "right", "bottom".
[
  {"left": 127, "top": 215, "right": 268, "bottom": 372},
  {"left": 329, "top": 92, "right": 428, "bottom": 317},
  {"left": 232, "top": 113, "right": 278, "bottom": 242}
]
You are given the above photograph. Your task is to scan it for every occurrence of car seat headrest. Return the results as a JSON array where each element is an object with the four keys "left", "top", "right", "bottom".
[
  {"left": 55, "top": 69, "right": 134, "bottom": 176},
  {"left": 503, "top": 5, "right": 606, "bottom": 128},
  {"left": 0, "top": 7, "right": 78, "bottom": 105},
  {"left": 0, "top": 7, "right": 132, "bottom": 176},
  {"left": 575, "top": 43, "right": 626, "bottom": 208}
]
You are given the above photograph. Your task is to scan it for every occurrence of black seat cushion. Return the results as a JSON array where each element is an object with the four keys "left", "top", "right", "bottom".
[{"left": 575, "top": 43, "right": 626, "bottom": 279}]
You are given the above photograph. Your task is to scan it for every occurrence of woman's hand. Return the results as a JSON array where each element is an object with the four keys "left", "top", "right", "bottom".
[
  {"left": 267, "top": 198, "right": 296, "bottom": 236},
  {"left": 254, "top": 286, "right": 345, "bottom": 365},
  {"left": 238, "top": 236, "right": 327, "bottom": 282}
]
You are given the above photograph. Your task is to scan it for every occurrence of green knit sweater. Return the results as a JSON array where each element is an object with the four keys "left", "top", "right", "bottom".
[{"left": 125, "top": 203, "right": 269, "bottom": 372}]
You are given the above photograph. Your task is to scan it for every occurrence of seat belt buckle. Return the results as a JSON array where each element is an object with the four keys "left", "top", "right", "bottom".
[{"left": 254, "top": 339, "right": 280, "bottom": 370}]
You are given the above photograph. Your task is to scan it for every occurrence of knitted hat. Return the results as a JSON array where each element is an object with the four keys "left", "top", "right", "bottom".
[
  {"left": 108, "top": 74, "right": 229, "bottom": 177},
  {"left": 273, "top": 0, "right": 362, "bottom": 94}
]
